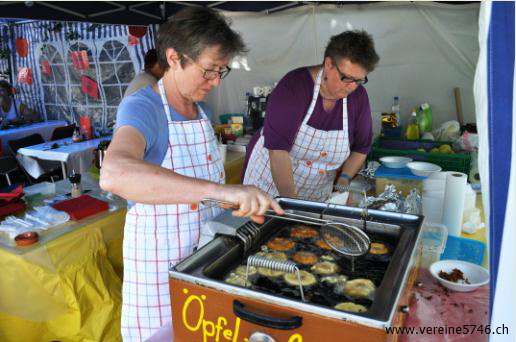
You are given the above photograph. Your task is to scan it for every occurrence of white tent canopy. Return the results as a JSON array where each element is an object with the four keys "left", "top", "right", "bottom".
[{"left": 206, "top": 1, "right": 480, "bottom": 136}]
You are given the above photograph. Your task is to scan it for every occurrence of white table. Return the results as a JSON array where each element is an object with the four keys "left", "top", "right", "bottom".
[
  {"left": 0, "top": 120, "right": 68, "bottom": 154},
  {"left": 17, "top": 136, "right": 111, "bottom": 179}
]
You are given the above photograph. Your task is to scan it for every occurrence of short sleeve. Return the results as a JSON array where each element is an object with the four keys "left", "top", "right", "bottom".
[
  {"left": 349, "top": 86, "right": 373, "bottom": 154},
  {"left": 115, "top": 90, "right": 160, "bottom": 153},
  {"left": 262, "top": 68, "right": 313, "bottom": 151}
]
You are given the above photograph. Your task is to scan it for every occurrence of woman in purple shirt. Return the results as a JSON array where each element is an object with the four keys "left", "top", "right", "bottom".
[{"left": 243, "top": 30, "right": 379, "bottom": 202}]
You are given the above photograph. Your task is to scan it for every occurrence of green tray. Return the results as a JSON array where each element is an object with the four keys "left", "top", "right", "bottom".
[{"left": 368, "top": 137, "right": 472, "bottom": 176}]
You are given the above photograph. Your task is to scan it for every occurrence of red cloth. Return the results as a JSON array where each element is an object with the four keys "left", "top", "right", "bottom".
[
  {"left": 401, "top": 268, "right": 489, "bottom": 342},
  {"left": 0, "top": 200, "right": 26, "bottom": 218},
  {"left": 0, "top": 185, "right": 24, "bottom": 205},
  {"left": 52, "top": 195, "right": 109, "bottom": 220}
]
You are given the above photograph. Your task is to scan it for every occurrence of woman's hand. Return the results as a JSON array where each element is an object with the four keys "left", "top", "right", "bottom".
[{"left": 212, "top": 184, "right": 284, "bottom": 224}]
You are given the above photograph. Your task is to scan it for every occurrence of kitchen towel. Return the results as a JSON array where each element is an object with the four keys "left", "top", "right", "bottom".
[{"left": 442, "top": 172, "right": 467, "bottom": 236}]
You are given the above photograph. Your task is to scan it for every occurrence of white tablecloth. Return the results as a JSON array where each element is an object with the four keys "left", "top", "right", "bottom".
[
  {"left": 0, "top": 120, "right": 68, "bottom": 155},
  {"left": 17, "top": 137, "right": 111, "bottom": 178}
]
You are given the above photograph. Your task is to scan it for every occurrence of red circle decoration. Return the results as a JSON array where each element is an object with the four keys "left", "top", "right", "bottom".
[
  {"left": 15, "top": 37, "right": 29, "bottom": 57},
  {"left": 128, "top": 26, "right": 147, "bottom": 38}
]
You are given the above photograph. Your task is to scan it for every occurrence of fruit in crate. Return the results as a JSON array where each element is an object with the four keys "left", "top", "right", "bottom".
[
  {"left": 430, "top": 147, "right": 440, "bottom": 153},
  {"left": 439, "top": 144, "right": 453, "bottom": 154},
  {"left": 417, "top": 148, "right": 426, "bottom": 152}
]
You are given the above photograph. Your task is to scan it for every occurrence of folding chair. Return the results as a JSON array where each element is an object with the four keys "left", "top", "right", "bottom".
[{"left": 50, "top": 124, "right": 76, "bottom": 141}]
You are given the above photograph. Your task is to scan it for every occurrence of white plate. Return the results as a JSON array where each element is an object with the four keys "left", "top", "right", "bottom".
[
  {"left": 429, "top": 260, "right": 489, "bottom": 292},
  {"left": 406, "top": 161, "right": 442, "bottom": 177},
  {"left": 379, "top": 156, "right": 412, "bottom": 168}
]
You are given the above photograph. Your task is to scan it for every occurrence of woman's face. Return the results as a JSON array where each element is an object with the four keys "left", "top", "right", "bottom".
[
  {"left": 169, "top": 45, "right": 231, "bottom": 102},
  {"left": 324, "top": 57, "right": 368, "bottom": 99}
]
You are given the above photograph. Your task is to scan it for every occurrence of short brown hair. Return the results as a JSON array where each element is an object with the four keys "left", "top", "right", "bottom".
[
  {"left": 157, "top": 7, "right": 247, "bottom": 71},
  {"left": 324, "top": 30, "right": 379, "bottom": 72}
]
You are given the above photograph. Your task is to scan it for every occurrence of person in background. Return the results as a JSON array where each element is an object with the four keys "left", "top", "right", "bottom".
[
  {"left": 123, "top": 48, "right": 165, "bottom": 97},
  {"left": 243, "top": 30, "right": 379, "bottom": 202},
  {"left": 100, "top": 8, "right": 283, "bottom": 342},
  {"left": 0, "top": 80, "right": 38, "bottom": 123}
]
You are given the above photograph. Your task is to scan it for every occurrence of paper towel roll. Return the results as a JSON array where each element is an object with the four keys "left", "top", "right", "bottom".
[{"left": 442, "top": 172, "right": 467, "bottom": 236}]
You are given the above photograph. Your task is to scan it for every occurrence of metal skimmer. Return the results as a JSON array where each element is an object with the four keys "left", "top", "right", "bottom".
[
  {"left": 246, "top": 255, "right": 305, "bottom": 302},
  {"left": 201, "top": 198, "right": 371, "bottom": 256}
]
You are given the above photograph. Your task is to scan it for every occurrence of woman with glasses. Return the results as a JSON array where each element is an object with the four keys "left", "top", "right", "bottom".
[
  {"left": 243, "top": 30, "right": 379, "bottom": 202},
  {"left": 100, "top": 7, "right": 283, "bottom": 342}
]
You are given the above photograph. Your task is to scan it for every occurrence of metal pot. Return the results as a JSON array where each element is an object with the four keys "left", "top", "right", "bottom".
[{"left": 94, "top": 140, "right": 110, "bottom": 169}]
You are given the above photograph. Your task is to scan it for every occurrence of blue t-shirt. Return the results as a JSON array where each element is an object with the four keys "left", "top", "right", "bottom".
[
  {"left": 115, "top": 85, "right": 214, "bottom": 208},
  {"left": 115, "top": 85, "right": 213, "bottom": 166}
]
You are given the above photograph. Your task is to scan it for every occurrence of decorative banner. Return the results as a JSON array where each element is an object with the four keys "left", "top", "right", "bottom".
[
  {"left": 128, "top": 35, "right": 139, "bottom": 46},
  {"left": 81, "top": 75, "right": 98, "bottom": 98},
  {"left": 71, "top": 50, "right": 90, "bottom": 70},
  {"left": 17, "top": 67, "right": 33, "bottom": 85},
  {"left": 41, "top": 60, "right": 52, "bottom": 75},
  {"left": 80, "top": 115, "right": 93, "bottom": 140},
  {"left": 128, "top": 25, "right": 147, "bottom": 38},
  {"left": 15, "top": 37, "right": 29, "bottom": 57}
]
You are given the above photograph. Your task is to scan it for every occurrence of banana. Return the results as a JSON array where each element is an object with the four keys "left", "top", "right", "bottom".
[
  {"left": 334, "top": 302, "right": 368, "bottom": 313},
  {"left": 311, "top": 261, "right": 339, "bottom": 275},
  {"left": 283, "top": 270, "right": 317, "bottom": 287}
]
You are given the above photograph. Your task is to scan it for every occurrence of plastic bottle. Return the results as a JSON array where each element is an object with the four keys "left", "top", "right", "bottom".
[
  {"left": 391, "top": 96, "right": 400, "bottom": 123},
  {"left": 416, "top": 103, "right": 433, "bottom": 133},
  {"left": 406, "top": 110, "right": 420, "bottom": 140}
]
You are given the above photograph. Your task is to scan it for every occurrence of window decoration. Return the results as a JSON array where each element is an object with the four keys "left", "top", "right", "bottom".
[
  {"left": 15, "top": 37, "right": 29, "bottom": 57},
  {"left": 17, "top": 67, "right": 33, "bottom": 85},
  {"left": 128, "top": 26, "right": 147, "bottom": 38},
  {"left": 81, "top": 75, "right": 98, "bottom": 98}
]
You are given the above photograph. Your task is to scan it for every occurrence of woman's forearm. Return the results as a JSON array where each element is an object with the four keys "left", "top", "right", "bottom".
[
  {"left": 340, "top": 152, "right": 367, "bottom": 178},
  {"left": 269, "top": 149, "right": 297, "bottom": 197}
]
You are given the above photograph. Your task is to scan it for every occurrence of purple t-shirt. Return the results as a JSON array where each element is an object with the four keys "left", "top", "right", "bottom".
[{"left": 243, "top": 67, "right": 373, "bottom": 176}]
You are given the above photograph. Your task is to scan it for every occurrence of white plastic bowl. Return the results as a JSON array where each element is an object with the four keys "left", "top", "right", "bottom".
[
  {"left": 406, "top": 161, "right": 442, "bottom": 177},
  {"left": 379, "top": 156, "right": 413, "bottom": 168},
  {"left": 429, "top": 260, "right": 489, "bottom": 292}
]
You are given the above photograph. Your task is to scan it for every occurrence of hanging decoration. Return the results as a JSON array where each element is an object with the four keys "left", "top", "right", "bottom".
[
  {"left": 41, "top": 60, "right": 52, "bottom": 75},
  {"left": 17, "top": 67, "right": 33, "bottom": 85},
  {"left": 128, "top": 35, "right": 139, "bottom": 46},
  {"left": 81, "top": 75, "right": 98, "bottom": 98},
  {"left": 128, "top": 26, "right": 147, "bottom": 38},
  {"left": 71, "top": 50, "right": 90, "bottom": 70},
  {"left": 15, "top": 37, "right": 29, "bottom": 57}
]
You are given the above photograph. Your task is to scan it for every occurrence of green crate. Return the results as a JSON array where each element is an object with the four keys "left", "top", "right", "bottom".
[{"left": 368, "top": 137, "right": 472, "bottom": 176}]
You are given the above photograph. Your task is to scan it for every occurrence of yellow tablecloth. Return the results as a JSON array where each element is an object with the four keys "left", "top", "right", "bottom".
[{"left": 0, "top": 208, "right": 126, "bottom": 342}]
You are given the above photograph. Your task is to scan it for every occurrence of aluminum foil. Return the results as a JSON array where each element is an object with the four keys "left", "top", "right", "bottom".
[
  {"left": 403, "top": 189, "right": 422, "bottom": 215},
  {"left": 359, "top": 184, "right": 420, "bottom": 213}
]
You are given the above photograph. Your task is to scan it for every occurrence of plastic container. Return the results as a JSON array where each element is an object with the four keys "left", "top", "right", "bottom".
[
  {"left": 23, "top": 181, "right": 56, "bottom": 196},
  {"left": 368, "top": 137, "right": 472, "bottom": 176},
  {"left": 420, "top": 222, "right": 447, "bottom": 269},
  {"left": 374, "top": 164, "right": 424, "bottom": 196}
]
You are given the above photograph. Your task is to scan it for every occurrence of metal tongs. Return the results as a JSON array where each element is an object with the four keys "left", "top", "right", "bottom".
[{"left": 201, "top": 198, "right": 370, "bottom": 256}]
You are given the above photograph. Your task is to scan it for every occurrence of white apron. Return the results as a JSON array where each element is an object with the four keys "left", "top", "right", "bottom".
[
  {"left": 121, "top": 79, "right": 224, "bottom": 341},
  {"left": 244, "top": 70, "right": 350, "bottom": 202}
]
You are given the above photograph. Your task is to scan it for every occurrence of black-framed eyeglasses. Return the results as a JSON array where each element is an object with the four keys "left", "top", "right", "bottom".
[
  {"left": 183, "top": 54, "right": 231, "bottom": 80},
  {"left": 333, "top": 60, "right": 368, "bottom": 85}
]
